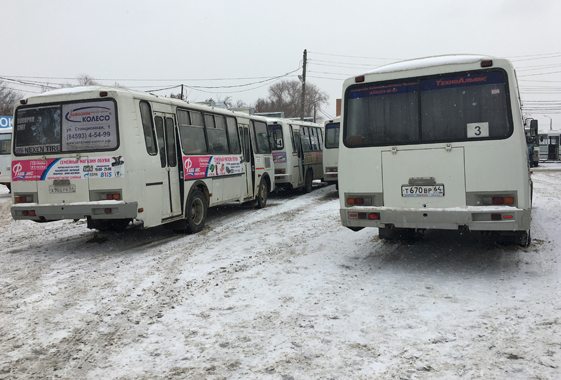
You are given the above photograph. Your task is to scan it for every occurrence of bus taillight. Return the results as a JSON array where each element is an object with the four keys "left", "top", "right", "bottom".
[
  {"left": 346, "top": 197, "right": 372, "bottom": 206},
  {"left": 22, "top": 210, "right": 36, "bottom": 216},
  {"left": 482, "top": 196, "right": 514, "bottom": 206},
  {"left": 481, "top": 60, "right": 493, "bottom": 67},
  {"left": 106, "top": 193, "right": 121, "bottom": 200},
  {"left": 15, "top": 195, "right": 33, "bottom": 203}
]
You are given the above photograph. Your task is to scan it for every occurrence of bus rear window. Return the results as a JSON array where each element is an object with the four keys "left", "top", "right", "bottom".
[
  {"left": 267, "top": 124, "right": 283, "bottom": 150},
  {"left": 325, "top": 122, "right": 340, "bottom": 149},
  {"left": 14, "top": 100, "right": 118, "bottom": 155},
  {"left": 15, "top": 106, "right": 62, "bottom": 154},
  {"left": 344, "top": 69, "right": 512, "bottom": 147}
]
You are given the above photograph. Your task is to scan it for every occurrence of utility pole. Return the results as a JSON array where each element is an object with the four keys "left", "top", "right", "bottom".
[
  {"left": 300, "top": 49, "right": 307, "bottom": 120},
  {"left": 181, "top": 84, "right": 184, "bottom": 101}
]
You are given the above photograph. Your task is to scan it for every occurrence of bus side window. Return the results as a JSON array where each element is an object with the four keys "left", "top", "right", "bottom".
[
  {"left": 290, "top": 125, "right": 297, "bottom": 154},
  {"left": 140, "top": 101, "right": 157, "bottom": 155},
  {"left": 310, "top": 128, "right": 320, "bottom": 151},
  {"left": 301, "top": 126, "right": 312, "bottom": 152},
  {"left": 226, "top": 116, "right": 241, "bottom": 154},
  {"left": 177, "top": 109, "right": 207, "bottom": 155},
  {"left": 154, "top": 116, "right": 167, "bottom": 168},
  {"left": 206, "top": 114, "right": 228, "bottom": 154},
  {"left": 317, "top": 128, "right": 323, "bottom": 151}
]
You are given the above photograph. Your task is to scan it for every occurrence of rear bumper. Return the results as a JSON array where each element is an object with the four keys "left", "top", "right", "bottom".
[
  {"left": 11, "top": 201, "right": 138, "bottom": 222},
  {"left": 340, "top": 206, "right": 531, "bottom": 231}
]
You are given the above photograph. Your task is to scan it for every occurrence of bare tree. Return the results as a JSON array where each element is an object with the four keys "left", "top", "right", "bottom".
[
  {"left": 0, "top": 80, "right": 23, "bottom": 115},
  {"left": 77, "top": 74, "right": 100, "bottom": 86},
  {"left": 254, "top": 80, "right": 329, "bottom": 121}
]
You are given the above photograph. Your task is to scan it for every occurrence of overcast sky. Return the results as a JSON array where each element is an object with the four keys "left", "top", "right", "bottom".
[{"left": 3, "top": 0, "right": 561, "bottom": 127}]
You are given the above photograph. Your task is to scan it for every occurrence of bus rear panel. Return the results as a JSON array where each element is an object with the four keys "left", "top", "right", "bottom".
[{"left": 339, "top": 55, "right": 532, "bottom": 246}]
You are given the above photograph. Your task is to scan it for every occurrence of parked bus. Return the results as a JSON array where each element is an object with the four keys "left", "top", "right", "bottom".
[
  {"left": 0, "top": 126, "right": 12, "bottom": 192},
  {"left": 323, "top": 117, "right": 340, "bottom": 189},
  {"left": 339, "top": 55, "right": 532, "bottom": 246},
  {"left": 10, "top": 86, "right": 274, "bottom": 232},
  {"left": 538, "top": 131, "right": 560, "bottom": 161},
  {"left": 267, "top": 118, "right": 324, "bottom": 192}
]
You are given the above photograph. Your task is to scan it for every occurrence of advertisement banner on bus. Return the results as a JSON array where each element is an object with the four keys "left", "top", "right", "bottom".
[
  {"left": 183, "top": 155, "right": 243, "bottom": 179},
  {"left": 12, "top": 156, "right": 125, "bottom": 181},
  {"left": 273, "top": 152, "right": 287, "bottom": 164}
]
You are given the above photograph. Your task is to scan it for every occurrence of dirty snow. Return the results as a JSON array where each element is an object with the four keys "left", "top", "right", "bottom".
[{"left": 0, "top": 164, "right": 560, "bottom": 380}]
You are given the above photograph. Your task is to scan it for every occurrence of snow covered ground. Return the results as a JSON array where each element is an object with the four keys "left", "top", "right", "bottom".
[{"left": 0, "top": 164, "right": 560, "bottom": 380}]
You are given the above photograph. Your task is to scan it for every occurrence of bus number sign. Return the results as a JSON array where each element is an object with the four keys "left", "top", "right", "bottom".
[{"left": 402, "top": 185, "right": 444, "bottom": 197}]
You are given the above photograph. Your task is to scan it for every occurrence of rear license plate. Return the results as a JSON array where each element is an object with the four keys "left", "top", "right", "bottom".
[
  {"left": 49, "top": 185, "right": 76, "bottom": 194},
  {"left": 402, "top": 185, "right": 444, "bottom": 197}
]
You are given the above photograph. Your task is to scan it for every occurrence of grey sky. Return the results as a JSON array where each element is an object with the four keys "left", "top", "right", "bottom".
[{"left": 3, "top": 0, "right": 560, "bottom": 126}]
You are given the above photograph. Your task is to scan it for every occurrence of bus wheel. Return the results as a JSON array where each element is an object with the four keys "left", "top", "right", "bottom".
[
  {"left": 516, "top": 229, "right": 531, "bottom": 247},
  {"left": 303, "top": 170, "right": 313, "bottom": 193},
  {"left": 256, "top": 179, "right": 268, "bottom": 209},
  {"left": 186, "top": 189, "right": 207, "bottom": 234}
]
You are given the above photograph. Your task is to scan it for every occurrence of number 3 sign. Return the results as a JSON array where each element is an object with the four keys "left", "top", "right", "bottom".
[{"left": 467, "top": 122, "right": 489, "bottom": 138}]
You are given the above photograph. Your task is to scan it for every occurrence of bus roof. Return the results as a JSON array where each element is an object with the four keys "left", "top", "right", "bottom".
[
  {"left": 365, "top": 54, "right": 495, "bottom": 75},
  {"left": 18, "top": 85, "right": 269, "bottom": 122}
]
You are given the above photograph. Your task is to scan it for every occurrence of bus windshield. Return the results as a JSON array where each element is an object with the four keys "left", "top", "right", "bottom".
[
  {"left": 325, "top": 122, "right": 340, "bottom": 149},
  {"left": 344, "top": 69, "right": 512, "bottom": 147}
]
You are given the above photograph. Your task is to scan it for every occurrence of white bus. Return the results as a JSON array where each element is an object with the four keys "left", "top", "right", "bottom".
[
  {"left": 0, "top": 126, "right": 12, "bottom": 192},
  {"left": 11, "top": 86, "right": 274, "bottom": 232},
  {"left": 267, "top": 118, "right": 324, "bottom": 192},
  {"left": 339, "top": 55, "right": 532, "bottom": 246},
  {"left": 538, "top": 131, "right": 560, "bottom": 161},
  {"left": 323, "top": 116, "right": 340, "bottom": 189}
]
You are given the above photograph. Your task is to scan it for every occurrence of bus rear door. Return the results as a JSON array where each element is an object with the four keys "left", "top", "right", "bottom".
[
  {"left": 154, "top": 113, "right": 182, "bottom": 219},
  {"left": 240, "top": 124, "right": 254, "bottom": 199},
  {"left": 291, "top": 126, "right": 304, "bottom": 187}
]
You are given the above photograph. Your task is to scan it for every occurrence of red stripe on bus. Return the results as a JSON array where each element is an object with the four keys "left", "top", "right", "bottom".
[{"left": 256, "top": 167, "right": 265, "bottom": 170}]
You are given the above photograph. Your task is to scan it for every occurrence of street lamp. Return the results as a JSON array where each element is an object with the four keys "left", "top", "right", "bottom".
[{"left": 544, "top": 115, "right": 553, "bottom": 130}]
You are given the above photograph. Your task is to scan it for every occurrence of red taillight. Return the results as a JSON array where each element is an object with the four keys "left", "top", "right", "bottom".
[
  {"left": 104, "top": 208, "right": 112, "bottom": 214},
  {"left": 368, "top": 213, "right": 380, "bottom": 220},
  {"left": 481, "top": 60, "right": 493, "bottom": 67},
  {"left": 355, "top": 75, "right": 365, "bottom": 83},
  {"left": 491, "top": 214, "right": 502, "bottom": 221},
  {"left": 29, "top": 211, "right": 36, "bottom": 217},
  {"left": 22, "top": 210, "right": 36, "bottom": 216},
  {"left": 100, "top": 91, "right": 108, "bottom": 97},
  {"left": 20, "top": 99, "right": 27, "bottom": 104},
  {"left": 15, "top": 195, "right": 32, "bottom": 203},
  {"left": 503, "top": 215, "right": 514, "bottom": 219},
  {"left": 492, "top": 197, "right": 504, "bottom": 205},
  {"left": 106, "top": 193, "right": 121, "bottom": 200}
]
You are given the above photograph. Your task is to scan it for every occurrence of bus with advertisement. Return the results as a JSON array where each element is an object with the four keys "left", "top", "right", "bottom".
[
  {"left": 339, "top": 55, "right": 532, "bottom": 246},
  {"left": 10, "top": 86, "right": 274, "bottom": 232},
  {"left": 323, "top": 116, "right": 340, "bottom": 189},
  {"left": 267, "top": 118, "right": 324, "bottom": 192},
  {"left": 0, "top": 121, "right": 12, "bottom": 192}
]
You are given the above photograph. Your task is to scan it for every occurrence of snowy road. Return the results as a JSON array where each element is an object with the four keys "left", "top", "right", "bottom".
[{"left": 0, "top": 167, "right": 560, "bottom": 379}]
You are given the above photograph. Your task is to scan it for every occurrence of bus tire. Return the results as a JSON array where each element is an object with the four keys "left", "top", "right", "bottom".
[
  {"left": 256, "top": 179, "right": 268, "bottom": 209},
  {"left": 186, "top": 189, "right": 207, "bottom": 234},
  {"left": 517, "top": 229, "right": 531, "bottom": 247},
  {"left": 303, "top": 170, "right": 313, "bottom": 193}
]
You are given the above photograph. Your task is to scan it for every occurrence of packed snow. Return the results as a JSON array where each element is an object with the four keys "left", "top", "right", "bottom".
[{"left": 0, "top": 164, "right": 560, "bottom": 380}]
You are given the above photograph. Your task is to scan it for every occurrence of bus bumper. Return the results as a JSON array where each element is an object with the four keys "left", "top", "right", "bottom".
[
  {"left": 340, "top": 206, "right": 532, "bottom": 232},
  {"left": 11, "top": 201, "right": 138, "bottom": 222}
]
